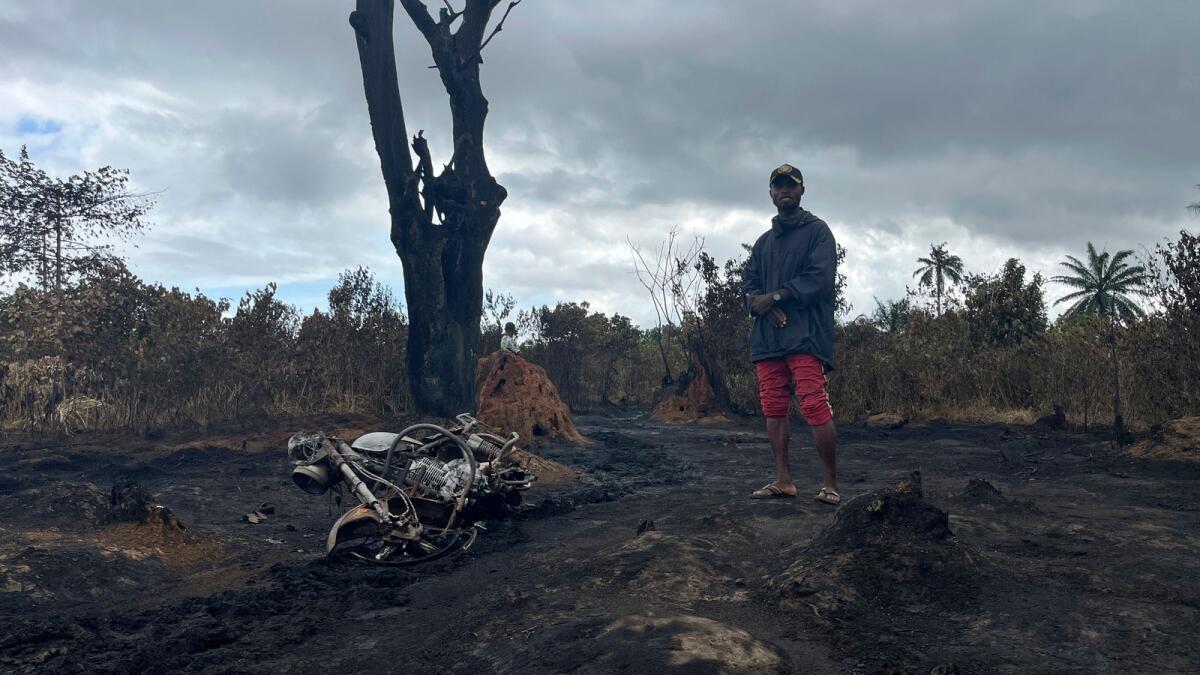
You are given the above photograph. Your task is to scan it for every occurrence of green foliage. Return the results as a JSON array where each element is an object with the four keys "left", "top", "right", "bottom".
[
  {"left": 518, "top": 301, "right": 650, "bottom": 408},
  {"left": 479, "top": 289, "right": 517, "bottom": 353},
  {"left": 833, "top": 243, "right": 851, "bottom": 318},
  {"left": 691, "top": 252, "right": 755, "bottom": 411},
  {"left": 1148, "top": 230, "right": 1200, "bottom": 318},
  {"left": 912, "top": 242, "right": 965, "bottom": 315},
  {"left": 1134, "top": 229, "right": 1200, "bottom": 420},
  {"left": 0, "top": 146, "right": 152, "bottom": 291},
  {"left": 964, "top": 258, "right": 1047, "bottom": 347},
  {"left": 871, "top": 297, "right": 914, "bottom": 334},
  {"left": 1051, "top": 242, "right": 1148, "bottom": 323},
  {"left": 1048, "top": 243, "right": 1150, "bottom": 439}
]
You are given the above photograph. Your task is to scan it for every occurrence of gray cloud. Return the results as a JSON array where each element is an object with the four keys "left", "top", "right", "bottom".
[{"left": 1, "top": 0, "right": 1197, "bottom": 325}]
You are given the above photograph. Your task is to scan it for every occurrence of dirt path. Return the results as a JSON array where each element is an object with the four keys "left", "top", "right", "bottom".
[{"left": 1, "top": 414, "right": 1198, "bottom": 673}]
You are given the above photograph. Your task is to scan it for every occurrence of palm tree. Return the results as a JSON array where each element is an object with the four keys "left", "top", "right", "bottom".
[
  {"left": 1053, "top": 243, "right": 1147, "bottom": 322},
  {"left": 1189, "top": 184, "right": 1199, "bottom": 215},
  {"left": 913, "top": 243, "right": 965, "bottom": 316},
  {"left": 871, "top": 297, "right": 912, "bottom": 334},
  {"left": 1052, "top": 242, "right": 1149, "bottom": 442}
]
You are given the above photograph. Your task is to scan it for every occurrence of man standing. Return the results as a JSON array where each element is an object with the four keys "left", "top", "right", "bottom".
[{"left": 743, "top": 163, "right": 840, "bottom": 505}]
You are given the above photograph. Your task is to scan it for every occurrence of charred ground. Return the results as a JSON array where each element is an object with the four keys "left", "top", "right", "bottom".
[{"left": 1, "top": 414, "right": 1198, "bottom": 674}]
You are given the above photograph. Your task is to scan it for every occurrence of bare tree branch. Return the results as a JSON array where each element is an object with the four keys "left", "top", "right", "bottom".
[
  {"left": 627, "top": 227, "right": 706, "bottom": 382},
  {"left": 468, "top": 0, "right": 521, "bottom": 64}
]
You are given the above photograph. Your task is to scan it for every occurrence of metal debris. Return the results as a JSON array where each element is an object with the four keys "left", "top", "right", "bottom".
[{"left": 287, "top": 414, "right": 535, "bottom": 566}]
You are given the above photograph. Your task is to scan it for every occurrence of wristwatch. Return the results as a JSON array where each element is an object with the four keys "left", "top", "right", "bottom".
[{"left": 772, "top": 292, "right": 782, "bottom": 302}]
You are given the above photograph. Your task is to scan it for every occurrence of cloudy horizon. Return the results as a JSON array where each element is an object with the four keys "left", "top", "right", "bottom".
[{"left": 2, "top": 1, "right": 1197, "bottom": 326}]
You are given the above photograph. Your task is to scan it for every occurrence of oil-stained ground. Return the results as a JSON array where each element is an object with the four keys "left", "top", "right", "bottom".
[{"left": 1, "top": 413, "right": 1198, "bottom": 674}]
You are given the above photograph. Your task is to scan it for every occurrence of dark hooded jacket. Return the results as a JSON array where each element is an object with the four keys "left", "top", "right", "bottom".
[{"left": 741, "top": 208, "right": 837, "bottom": 368}]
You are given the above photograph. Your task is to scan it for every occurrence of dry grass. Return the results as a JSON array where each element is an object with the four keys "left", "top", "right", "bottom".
[
  {"left": 1126, "top": 417, "right": 1200, "bottom": 462},
  {"left": 913, "top": 404, "right": 1040, "bottom": 427}
]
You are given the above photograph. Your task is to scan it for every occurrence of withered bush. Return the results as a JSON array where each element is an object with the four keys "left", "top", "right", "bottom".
[
  {"left": 0, "top": 263, "right": 406, "bottom": 432},
  {"left": 488, "top": 233, "right": 1200, "bottom": 431},
  {"left": 629, "top": 236, "right": 1198, "bottom": 431},
  {"left": 3, "top": 228, "right": 1197, "bottom": 435},
  {"left": 516, "top": 301, "right": 657, "bottom": 410},
  {"left": 294, "top": 267, "right": 408, "bottom": 415}
]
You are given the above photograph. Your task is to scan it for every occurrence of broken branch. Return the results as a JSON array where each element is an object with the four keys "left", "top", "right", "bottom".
[{"left": 411, "top": 130, "right": 436, "bottom": 222}]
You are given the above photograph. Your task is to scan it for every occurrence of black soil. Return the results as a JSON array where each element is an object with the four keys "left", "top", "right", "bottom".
[{"left": 1, "top": 415, "right": 1198, "bottom": 673}]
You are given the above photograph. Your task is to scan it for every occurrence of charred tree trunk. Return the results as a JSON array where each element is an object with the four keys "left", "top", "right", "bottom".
[
  {"left": 350, "top": 0, "right": 512, "bottom": 415},
  {"left": 54, "top": 214, "right": 63, "bottom": 295}
]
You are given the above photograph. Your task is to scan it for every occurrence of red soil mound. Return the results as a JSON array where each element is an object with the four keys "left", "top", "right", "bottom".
[
  {"left": 476, "top": 352, "right": 586, "bottom": 445},
  {"left": 651, "top": 367, "right": 730, "bottom": 423}
]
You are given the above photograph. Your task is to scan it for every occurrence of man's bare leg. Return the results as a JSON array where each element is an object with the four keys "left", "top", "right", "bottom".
[
  {"left": 766, "top": 416, "right": 796, "bottom": 495},
  {"left": 811, "top": 419, "right": 838, "bottom": 493}
]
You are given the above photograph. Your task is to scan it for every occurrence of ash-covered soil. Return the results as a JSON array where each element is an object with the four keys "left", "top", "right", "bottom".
[{"left": 1, "top": 414, "right": 1198, "bottom": 674}]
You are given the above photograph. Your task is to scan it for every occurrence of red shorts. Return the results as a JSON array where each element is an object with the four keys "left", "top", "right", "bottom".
[{"left": 755, "top": 353, "right": 833, "bottom": 425}]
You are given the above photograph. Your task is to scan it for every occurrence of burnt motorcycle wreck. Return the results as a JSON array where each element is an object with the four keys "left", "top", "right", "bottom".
[{"left": 286, "top": 414, "right": 534, "bottom": 566}]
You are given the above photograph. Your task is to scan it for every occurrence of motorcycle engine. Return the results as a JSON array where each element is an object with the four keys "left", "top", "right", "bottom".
[{"left": 403, "top": 456, "right": 485, "bottom": 501}]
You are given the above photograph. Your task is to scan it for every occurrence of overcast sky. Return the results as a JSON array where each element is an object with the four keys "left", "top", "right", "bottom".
[{"left": 2, "top": 1, "right": 1197, "bottom": 325}]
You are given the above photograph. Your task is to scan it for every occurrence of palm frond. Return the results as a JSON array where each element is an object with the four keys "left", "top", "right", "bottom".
[
  {"left": 1111, "top": 294, "right": 1145, "bottom": 321},
  {"left": 1108, "top": 248, "right": 1136, "bottom": 269},
  {"left": 1110, "top": 289, "right": 1142, "bottom": 303},
  {"left": 1108, "top": 281, "right": 1148, "bottom": 297},
  {"left": 1053, "top": 288, "right": 1094, "bottom": 305},
  {"left": 1108, "top": 265, "right": 1148, "bottom": 287},
  {"left": 1085, "top": 242, "right": 1102, "bottom": 270},
  {"left": 1049, "top": 275, "right": 1091, "bottom": 290},
  {"left": 1057, "top": 255, "right": 1094, "bottom": 281},
  {"left": 1058, "top": 296, "right": 1093, "bottom": 317},
  {"left": 913, "top": 258, "right": 934, "bottom": 280}
]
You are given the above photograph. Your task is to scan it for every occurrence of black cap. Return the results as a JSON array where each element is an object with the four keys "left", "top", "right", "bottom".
[{"left": 769, "top": 163, "right": 804, "bottom": 186}]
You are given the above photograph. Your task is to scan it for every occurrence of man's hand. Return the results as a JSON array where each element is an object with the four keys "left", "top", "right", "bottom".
[
  {"left": 747, "top": 292, "right": 775, "bottom": 316},
  {"left": 770, "top": 306, "right": 787, "bottom": 328}
]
